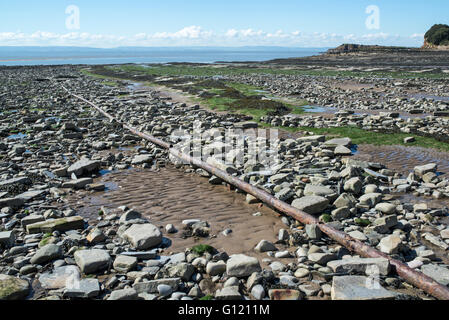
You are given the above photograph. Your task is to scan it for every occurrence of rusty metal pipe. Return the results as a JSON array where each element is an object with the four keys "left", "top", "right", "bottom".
[{"left": 62, "top": 85, "right": 449, "bottom": 300}]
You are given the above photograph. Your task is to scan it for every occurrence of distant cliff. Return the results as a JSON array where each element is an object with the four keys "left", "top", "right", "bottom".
[
  {"left": 423, "top": 24, "right": 449, "bottom": 49},
  {"left": 327, "top": 44, "right": 412, "bottom": 54}
]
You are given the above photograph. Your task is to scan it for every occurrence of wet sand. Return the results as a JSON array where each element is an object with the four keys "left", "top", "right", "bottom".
[
  {"left": 353, "top": 144, "right": 449, "bottom": 178},
  {"left": 65, "top": 165, "right": 295, "bottom": 264}
]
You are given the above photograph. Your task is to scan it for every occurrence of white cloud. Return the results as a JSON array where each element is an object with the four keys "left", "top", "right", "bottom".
[
  {"left": 410, "top": 33, "right": 424, "bottom": 39},
  {"left": 152, "top": 26, "right": 213, "bottom": 40},
  {"left": 0, "top": 27, "right": 425, "bottom": 47}
]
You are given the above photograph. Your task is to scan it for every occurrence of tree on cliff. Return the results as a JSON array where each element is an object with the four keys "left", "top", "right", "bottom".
[{"left": 424, "top": 24, "right": 449, "bottom": 46}]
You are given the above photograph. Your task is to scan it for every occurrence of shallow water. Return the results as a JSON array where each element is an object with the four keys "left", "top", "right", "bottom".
[
  {"left": 353, "top": 144, "right": 449, "bottom": 178},
  {"left": 7, "top": 132, "right": 27, "bottom": 140},
  {"left": 303, "top": 105, "right": 337, "bottom": 113},
  {"left": 65, "top": 165, "right": 294, "bottom": 262}
]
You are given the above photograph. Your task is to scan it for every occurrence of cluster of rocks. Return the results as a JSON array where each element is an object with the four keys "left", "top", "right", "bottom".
[
  {"left": 1, "top": 65, "right": 449, "bottom": 300},
  {"left": 261, "top": 111, "right": 449, "bottom": 143},
  {"left": 226, "top": 73, "right": 449, "bottom": 115}
]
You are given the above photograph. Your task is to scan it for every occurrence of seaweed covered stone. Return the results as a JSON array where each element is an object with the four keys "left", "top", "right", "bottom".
[{"left": 0, "top": 275, "right": 30, "bottom": 300}]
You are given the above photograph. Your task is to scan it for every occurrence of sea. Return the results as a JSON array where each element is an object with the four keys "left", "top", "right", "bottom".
[{"left": 0, "top": 46, "right": 327, "bottom": 66}]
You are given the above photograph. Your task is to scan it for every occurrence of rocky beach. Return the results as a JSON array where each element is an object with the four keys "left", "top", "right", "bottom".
[{"left": 1, "top": 52, "right": 449, "bottom": 302}]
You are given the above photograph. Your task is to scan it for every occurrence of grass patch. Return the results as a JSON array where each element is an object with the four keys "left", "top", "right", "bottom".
[
  {"left": 81, "top": 69, "right": 122, "bottom": 87},
  {"left": 102, "top": 81, "right": 119, "bottom": 87},
  {"left": 320, "top": 214, "right": 333, "bottom": 223},
  {"left": 191, "top": 244, "right": 215, "bottom": 256},
  {"left": 257, "top": 123, "right": 449, "bottom": 152},
  {"left": 355, "top": 218, "right": 371, "bottom": 227},
  {"left": 226, "top": 82, "right": 264, "bottom": 96},
  {"left": 296, "top": 126, "right": 449, "bottom": 152}
]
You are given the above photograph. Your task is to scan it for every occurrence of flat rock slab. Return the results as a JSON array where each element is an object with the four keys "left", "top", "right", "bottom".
[
  {"left": 414, "top": 163, "right": 437, "bottom": 176},
  {"left": 327, "top": 257, "right": 390, "bottom": 276},
  {"left": 421, "top": 264, "right": 449, "bottom": 286},
  {"left": 297, "top": 135, "right": 326, "bottom": 143},
  {"left": 39, "top": 265, "right": 81, "bottom": 290},
  {"left": 133, "top": 278, "right": 181, "bottom": 294},
  {"left": 291, "top": 196, "right": 329, "bottom": 215},
  {"left": 108, "top": 288, "right": 138, "bottom": 300},
  {"left": 15, "top": 190, "right": 47, "bottom": 202},
  {"left": 331, "top": 276, "right": 397, "bottom": 300},
  {"left": 67, "top": 159, "right": 101, "bottom": 177},
  {"left": 0, "top": 197, "right": 24, "bottom": 209},
  {"left": 122, "top": 224, "right": 162, "bottom": 250},
  {"left": 62, "top": 178, "right": 93, "bottom": 190},
  {"left": 0, "top": 177, "right": 31, "bottom": 188},
  {"left": 74, "top": 249, "right": 111, "bottom": 274},
  {"left": 304, "top": 185, "right": 336, "bottom": 197},
  {"left": 21, "top": 215, "right": 45, "bottom": 228},
  {"left": 131, "top": 154, "right": 153, "bottom": 165},
  {"left": 26, "top": 216, "right": 85, "bottom": 234},
  {"left": 64, "top": 278, "right": 100, "bottom": 299},
  {"left": 120, "top": 251, "right": 157, "bottom": 260},
  {"left": 0, "top": 274, "right": 30, "bottom": 300},
  {"left": 324, "top": 137, "right": 352, "bottom": 147}
]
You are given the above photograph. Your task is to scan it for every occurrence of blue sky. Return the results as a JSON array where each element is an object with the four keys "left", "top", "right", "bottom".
[{"left": 0, "top": 0, "right": 447, "bottom": 47}]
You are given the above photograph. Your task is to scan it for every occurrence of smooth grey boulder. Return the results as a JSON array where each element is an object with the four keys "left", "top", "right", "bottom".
[
  {"left": 30, "top": 244, "right": 63, "bottom": 265},
  {"left": 334, "top": 145, "right": 352, "bottom": 155},
  {"left": 226, "top": 254, "right": 261, "bottom": 278},
  {"left": 378, "top": 235, "right": 403, "bottom": 254},
  {"left": 375, "top": 203, "right": 397, "bottom": 215},
  {"left": 122, "top": 224, "right": 162, "bottom": 250},
  {"left": 344, "top": 177, "right": 363, "bottom": 194},
  {"left": 119, "top": 209, "right": 142, "bottom": 224},
  {"left": 167, "top": 263, "right": 195, "bottom": 281},
  {"left": 307, "top": 252, "right": 337, "bottom": 265},
  {"left": 254, "top": 240, "right": 278, "bottom": 253},
  {"left": 414, "top": 163, "right": 437, "bottom": 177},
  {"left": 113, "top": 255, "right": 138, "bottom": 273},
  {"left": 303, "top": 185, "right": 336, "bottom": 198},
  {"left": 206, "top": 261, "right": 227, "bottom": 276},
  {"left": 251, "top": 284, "right": 265, "bottom": 300},
  {"left": 74, "top": 249, "right": 111, "bottom": 274}
]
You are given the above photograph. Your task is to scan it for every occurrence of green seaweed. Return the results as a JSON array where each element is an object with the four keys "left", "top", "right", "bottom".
[{"left": 191, "top": 244, "right": 215, "bottom": 256}]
